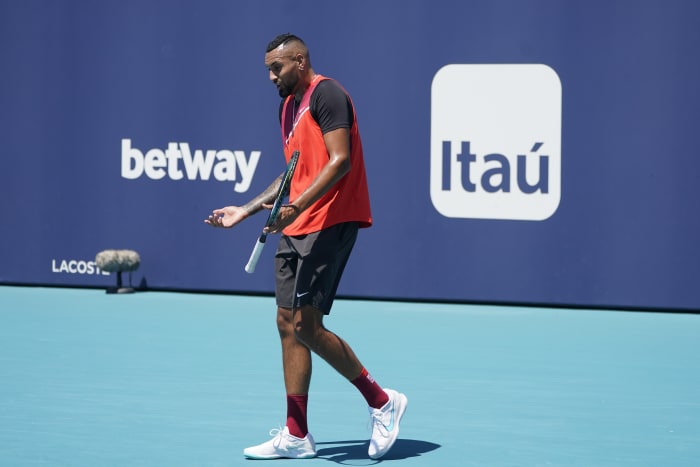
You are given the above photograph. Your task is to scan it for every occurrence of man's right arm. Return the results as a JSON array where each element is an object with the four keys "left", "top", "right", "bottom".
[
  {"left": 241, "top": 173, "right": 284, "bottom": 216},
  {"left": 204, "top": 173, "right": 283, "bottom": 228}
]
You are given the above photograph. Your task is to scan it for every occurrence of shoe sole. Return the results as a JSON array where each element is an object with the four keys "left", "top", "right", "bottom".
[{"left": 243, "top": 453, "right": 317, "bottom": 460}]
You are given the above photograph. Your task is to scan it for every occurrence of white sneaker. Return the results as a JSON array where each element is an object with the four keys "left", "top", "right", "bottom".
[
  {"left": 243, "top": 426, "right": 317, "bottom": 460},
  {"left": 368, "top": 388, "right": 407, "bottom": 459}
]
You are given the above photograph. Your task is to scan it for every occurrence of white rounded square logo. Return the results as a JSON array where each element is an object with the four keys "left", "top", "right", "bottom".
[{"left": 430, "top": 64, "right": 562, "bottom": 220}]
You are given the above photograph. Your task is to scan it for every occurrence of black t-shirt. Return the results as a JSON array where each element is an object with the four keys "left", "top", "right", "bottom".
[{"left": 278, "top": 79, "right": 354, "bottom": 134}]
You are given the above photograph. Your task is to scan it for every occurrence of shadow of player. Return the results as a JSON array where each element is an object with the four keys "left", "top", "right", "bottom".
[{"left": 315, "top": 438, "right": 440, "bottom": 464}]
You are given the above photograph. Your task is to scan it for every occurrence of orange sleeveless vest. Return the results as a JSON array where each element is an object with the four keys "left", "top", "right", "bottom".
[{"left": 280, "top": 75, "right": 372, "bottom": 236}]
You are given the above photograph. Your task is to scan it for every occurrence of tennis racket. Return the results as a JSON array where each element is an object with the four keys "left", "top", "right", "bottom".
[{"left": 244, "top": 150, "right": 300, "bottom": 273}]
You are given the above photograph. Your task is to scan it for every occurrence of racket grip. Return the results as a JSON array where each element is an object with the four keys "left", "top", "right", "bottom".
[{"left": 244, "top": 239, "right": 265, "bottom": 274}]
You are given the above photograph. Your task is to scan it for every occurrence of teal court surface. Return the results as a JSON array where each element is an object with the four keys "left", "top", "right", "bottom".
[{"left": 1, "top": 286, "right": 698, "bottom": 466}]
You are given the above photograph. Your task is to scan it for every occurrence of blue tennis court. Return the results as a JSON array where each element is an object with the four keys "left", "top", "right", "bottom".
[{"left": 1, "top": 286, "right": 698, "bottom": 466}]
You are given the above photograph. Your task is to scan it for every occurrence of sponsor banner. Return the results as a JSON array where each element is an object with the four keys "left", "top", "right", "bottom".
[
  {"left": 51, "top": 259, "right": 111, "bottom": 276},
  {"left": 2, "top": 1, "right": 700, "bottom": 311},
  {"left": 431, "top": 64, "right": 561, "bottom": 221},
  {"left": 121, "top": 139, "right": 262, "bottom": 193}
]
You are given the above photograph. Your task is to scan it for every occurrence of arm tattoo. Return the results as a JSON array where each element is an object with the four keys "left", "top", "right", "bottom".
[{"left": 241, "top": 173, "right": 283, "bottom": 215}]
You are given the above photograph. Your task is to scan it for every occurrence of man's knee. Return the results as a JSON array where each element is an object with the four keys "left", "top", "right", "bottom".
[
  {"left": 292, "top": 306, "right": 324, "bottom": 347},
  {"left": 276, "top": 307, "right": 294, "bottom": 338}
]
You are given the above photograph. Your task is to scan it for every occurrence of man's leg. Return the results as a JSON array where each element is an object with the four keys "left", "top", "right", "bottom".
[
  {"left": 291, "top": 304, "right": 362, "bottom": 380},
  {"left": 277, "top": 306, "right": 312, "bottom": 439},
  {"left": 241, "top": 306, "right": 317, "bottom": 460},
  {"left": 278, "top": 306, "right": 313, "bottom": 393},
  {"left": 291, "top": 304, "right": 388, "bottom": 408},
  {"left": 292, "top": 304, "right": 407, "bottom": 460}
]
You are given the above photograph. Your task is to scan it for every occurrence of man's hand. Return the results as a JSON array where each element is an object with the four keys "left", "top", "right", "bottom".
[
  {"left": 263, "top": 204, "right": 301, "bottom": 234},
  {"left": 205, "top": 206, "right": 249, "bottom": 228}
]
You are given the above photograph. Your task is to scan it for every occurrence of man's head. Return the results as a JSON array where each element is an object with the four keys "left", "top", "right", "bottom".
[{"left": 264, "top": 33, "right": 313, "bottom": 98}]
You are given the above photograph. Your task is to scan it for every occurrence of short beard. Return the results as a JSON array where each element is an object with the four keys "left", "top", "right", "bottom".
[{"left": 277, "top": 76, "right": 297, "bottom": 98}]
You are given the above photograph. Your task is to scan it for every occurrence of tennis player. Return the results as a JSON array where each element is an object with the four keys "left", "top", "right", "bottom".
[{"left": 205, "top": 33, "right": 407, "bottom": 460}]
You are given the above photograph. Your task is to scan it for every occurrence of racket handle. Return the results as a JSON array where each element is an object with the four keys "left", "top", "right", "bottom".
[{"left": 244, "top": 239, "right": 265, "bottom": 274}]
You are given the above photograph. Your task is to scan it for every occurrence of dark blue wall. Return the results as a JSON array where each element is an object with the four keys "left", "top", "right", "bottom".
[{"left": 2, "top": 0, "right": 699, "bottom": 311}]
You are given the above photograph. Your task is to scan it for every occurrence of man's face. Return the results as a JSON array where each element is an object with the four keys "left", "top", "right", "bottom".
[{"left": 265, "top": 46, "right": 300, "bottom": 98}]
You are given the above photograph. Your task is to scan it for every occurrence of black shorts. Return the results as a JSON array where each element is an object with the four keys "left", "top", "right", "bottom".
[{"left": 274, "top": 222, "right": 358, "bottom": 315}]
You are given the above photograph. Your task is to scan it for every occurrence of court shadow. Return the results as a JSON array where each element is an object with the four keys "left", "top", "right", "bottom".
[{"left": 316, "top": 439, "right": 440, "bottom": 464}]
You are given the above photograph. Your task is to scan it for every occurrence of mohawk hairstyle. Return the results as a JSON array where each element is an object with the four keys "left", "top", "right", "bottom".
[{"left": 266, "top": 33, "right": 306, "bottom": 53}]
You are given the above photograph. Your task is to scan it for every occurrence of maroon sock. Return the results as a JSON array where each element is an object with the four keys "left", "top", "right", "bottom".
[
  {"left": 351, "top": 368, "right": 390, "bottom": 409},
  {"left": 286, "top": 394, "right": 309, "bottom": 438}
]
